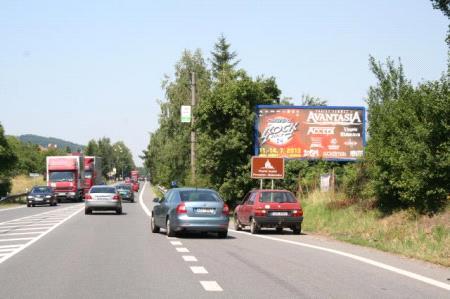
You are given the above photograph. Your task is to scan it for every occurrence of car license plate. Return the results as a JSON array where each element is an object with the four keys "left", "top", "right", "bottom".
[
  {"left": 270, "top": 211, "right": 288, "bottom": 216},
  {"left": 58, "top": 192, "right": 66, "bottom": 196},
  {"left": 195, "top": 208, "right": 215, "bottom": 214},
  {"left": 35, "top": 198, "right": 43, "bottom": 201}
]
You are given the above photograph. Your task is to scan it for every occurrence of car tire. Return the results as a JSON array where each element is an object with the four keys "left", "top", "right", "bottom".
[
  {"left": 130, "top": 199, "right": 135, "bottom": 203},
  {"left": 116, "top": 208, "right": 122, "bottom": 215},
  {"left": 218, "top": 231, "right": 228, "bottom": 238},
  {"left": 233, "top": 214, "right": 242, "bottom": 231},
  {"left": 292, "top": 223, "right": 302, "bottom": 235},
  {"left": 151, "top": 214, "right": 160, "bottom": 233},
  {"left": 166, "top": 219, "right": 176, "bottom": 237},
  {"left": 276, "top": 227, "right": 283, "bottom": 234},
  {"left": 32, "top": 204, "right": 35, "bottom": 207},
  {"left": 27, "top": 203, "right": 31, "bottom": 207},
  {"left": 250, "top": 218, "right": 259, "bottom": 234},
  {"left": 85, "top": 208, "right": 91, "bottom": 215}
]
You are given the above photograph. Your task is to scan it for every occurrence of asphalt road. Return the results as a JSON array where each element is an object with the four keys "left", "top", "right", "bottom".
[{"left": 0, "top": 182, "right": 448, "bottom": 298}]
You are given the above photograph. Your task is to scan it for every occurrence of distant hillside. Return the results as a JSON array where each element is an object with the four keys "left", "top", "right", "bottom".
[{"left": 18, "top": 134, "right": 85, "bottom": 152}]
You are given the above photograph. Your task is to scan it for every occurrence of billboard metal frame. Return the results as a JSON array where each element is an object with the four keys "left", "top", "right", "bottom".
[{"left": 253, "top": 105, "right": 367, "bottom": 162}]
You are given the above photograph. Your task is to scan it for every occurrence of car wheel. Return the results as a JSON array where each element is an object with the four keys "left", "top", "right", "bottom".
[
  {"left": 233, "top": 214, "right": 242, "bottom": 231},
  {"left": 116, "top": 208, "right": 122, "bottom": 215},
  {"left": 151, "top": 214, "right": 160, "bottom": 233},
  {"left": 130, "top": 199, "right": 135, "bottom": 203},
  {"left": 250, "top": 218, "right": 259, "bottom": 234},
  {"left": 32, "top": 204, "right": 35, "bottom": 207},
  {"left": 276, "top": 227, "right": 283, "bottom": 234},
  {"left": 166, "top": 218, "right": 176, "bottom": 237},
  {"left": 292, "top": 223, "right": 301, "bottom": 235},
  {"left": 84, "top": 208, "right": 91, "bottom": 215},
  {"left": 218, "top": 231, "right": 228, "bottom": 238},
  {"left": 27, "top": 203, "right": 31, "bottom": 207}
]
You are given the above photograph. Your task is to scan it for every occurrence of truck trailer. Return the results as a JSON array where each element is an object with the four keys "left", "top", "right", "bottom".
[{"left": 84, "top": 156, "right": 103, "bottom": 193}]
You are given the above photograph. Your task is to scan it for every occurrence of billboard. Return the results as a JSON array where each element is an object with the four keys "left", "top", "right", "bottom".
[{"left": 254, "top": 105, "right": 366, "bottom": 161}]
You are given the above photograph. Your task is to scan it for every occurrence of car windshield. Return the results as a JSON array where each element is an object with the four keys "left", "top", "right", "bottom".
[
  {"left": 259, "top": 192, "right": 297, "bottom": 203},
  {"left": 90, "top": 187, "right": 116, "bottom": 194},
  {"left": 31, "top": 186, "right": 52, "bottom": 194},
  {"left": 179, "top": 190, "right": 221, "bottom": 202},
  {"left": 84, "top": 170, "right": 92, "bottom": 179},
  {"left": 116, "top": 185, "right": 131, "bottom": 190},
  {"left": 49, "top": 171, "right": 74, "bottom": 182}
]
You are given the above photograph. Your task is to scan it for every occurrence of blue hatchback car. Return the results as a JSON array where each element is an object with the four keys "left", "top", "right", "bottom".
[{"left": 151, "top": 188, "right": 230, "bottom": 238}]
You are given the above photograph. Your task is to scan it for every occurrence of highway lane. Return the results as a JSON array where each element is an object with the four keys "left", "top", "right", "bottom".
[{"left": 0, "top": 182, "right": 448, "bottom": 298}]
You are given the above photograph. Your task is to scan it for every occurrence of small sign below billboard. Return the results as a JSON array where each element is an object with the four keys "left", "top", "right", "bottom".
[
  {"left": 181, "top": 105, "right": 191, "bottom": 123},
  {"left": 251, "top": 157, "right": 284, "bottom": 179}
]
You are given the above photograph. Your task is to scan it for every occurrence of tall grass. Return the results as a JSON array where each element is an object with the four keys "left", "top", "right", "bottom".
[
  {"left": 11, "top": 175, "right": 45, "bottom": 194},
  {"left": 302, "top": 191, "right": 450, "bottom": 267}
]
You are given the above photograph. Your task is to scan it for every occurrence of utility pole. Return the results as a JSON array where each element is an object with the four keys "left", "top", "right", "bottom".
[{"left": 191, "top": 71, "right": 196, "bottom": 183}]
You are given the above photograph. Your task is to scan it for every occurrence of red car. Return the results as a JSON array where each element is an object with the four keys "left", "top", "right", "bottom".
[{"left": 233, "top": 189, "right": 303, "bottom": 234}]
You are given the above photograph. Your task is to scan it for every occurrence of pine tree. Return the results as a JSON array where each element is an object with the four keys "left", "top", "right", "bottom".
[{"left": 210, "top": 34, "right": 239, "bottom": 78}]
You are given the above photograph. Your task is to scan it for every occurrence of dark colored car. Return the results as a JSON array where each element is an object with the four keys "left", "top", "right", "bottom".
[
  {"left": 151, "top": 188, "right": 229, "bottom": 238},
  {"left": 27, "top": 186, "right": 57, "bottom": 207},
  {"left": 116, "top": 183, "right": 134, "bottom": 202},
  {"left": 233, "top": 189, "right": 303, "bottom": 234}
]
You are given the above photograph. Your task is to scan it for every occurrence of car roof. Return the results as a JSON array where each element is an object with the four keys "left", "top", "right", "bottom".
[
  {"left": 170, "top": 187, "right": 217, "bottom": 192},
  {"left": 255, "top": 189, "right": 292, "bottom": 192}
]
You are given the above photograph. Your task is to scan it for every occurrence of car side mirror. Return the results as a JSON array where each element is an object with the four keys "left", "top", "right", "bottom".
[{"left": 153, "top": 197, "right": 160, "bottom": 203}]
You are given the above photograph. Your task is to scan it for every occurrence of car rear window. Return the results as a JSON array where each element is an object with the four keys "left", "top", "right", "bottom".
[
  {"left": 116, "top": 185, "right": 131, "bottom": 190},
  {"left": 31, "top": 187, "right": 52, "bottom": 193},
  {"left": 259, "top": 192, "right": 297, "bottom": 203},
  {"left": 90, "top": 187, "right": 115, "bottom": 194},
  {"left": 179, "top": 190, "right": 221, "bottom": 202}
]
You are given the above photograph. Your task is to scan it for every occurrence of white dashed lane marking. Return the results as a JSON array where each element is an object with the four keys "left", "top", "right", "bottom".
[
  {"left": 170, "top": 241, "right": 182, "bottom": 246},
  {"left": 190, "top": 266, "right": 208, "bottom": 274},
  {"left": 200, "top": 281, "right": 223, "bottom": 292},
  {"left": 176, "top": 247, "right": 190, "bottom": 253},
  {"left": 182, "top": 255, "right": 198, "bottom": 262}
]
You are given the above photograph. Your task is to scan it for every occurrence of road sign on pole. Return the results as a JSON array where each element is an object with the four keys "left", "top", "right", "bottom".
[
  {"left": 181, "top": 105, "right": 191, "bottom": 123},
  {"left": 251, "top": 157, "right": 285, "bottom": 179}
]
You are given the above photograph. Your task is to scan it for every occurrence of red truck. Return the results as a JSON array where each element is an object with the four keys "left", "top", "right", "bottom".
[
  {"left": 46, "top": 156, "right": 85, "bottom": 202},
  {"left": 130, "top": 170, "right": 139, "bottom": 192},
  {"left": 84, "top": 156, "right": 103, "bottom": 194}
]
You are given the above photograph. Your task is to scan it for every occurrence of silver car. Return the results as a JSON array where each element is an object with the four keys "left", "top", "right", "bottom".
[
  {"left": 151, "top": 188, "right": 230, "bottom": 238},
  {"left": 85, "top": 185, "right": 122, "bottom": 215}
]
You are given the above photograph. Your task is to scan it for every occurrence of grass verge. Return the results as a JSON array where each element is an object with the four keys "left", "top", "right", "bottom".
[
  {"left": 302, "top": 191, "right": 450, "bottom": 267},
  {"left": 11, "top": 175, "right": 45, "bottom": 194}
]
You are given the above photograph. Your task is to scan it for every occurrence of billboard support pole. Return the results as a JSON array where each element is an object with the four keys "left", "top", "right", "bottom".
[
  {"left": 190, "top": 71, "right": 196, "bottom": 184},
  {"left": 271, "top": 179, "right": 274, "bottom": 190},
  {"left": 260, "top": 179, "right": 263, "bottom": 190}
]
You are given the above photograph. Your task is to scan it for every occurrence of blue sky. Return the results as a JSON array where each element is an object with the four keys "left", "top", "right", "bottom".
[{"left": 1, "top": 0, "right": 448, "bottom": 166}]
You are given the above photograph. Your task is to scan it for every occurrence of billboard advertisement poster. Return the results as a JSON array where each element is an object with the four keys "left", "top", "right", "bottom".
[{"left": 254, "top": 105, "right": 366, "bottom": 161}]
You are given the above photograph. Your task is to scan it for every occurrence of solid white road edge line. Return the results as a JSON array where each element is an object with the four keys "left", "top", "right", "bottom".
[
  {"left": 229, "top": 229, "right": 450, "bottom": 291},
  {"left": 139, "top": 182, "right": 152, "bottom": 217},
  {"left": 0, "top": 206, "right": 84, "bottom": 265}
]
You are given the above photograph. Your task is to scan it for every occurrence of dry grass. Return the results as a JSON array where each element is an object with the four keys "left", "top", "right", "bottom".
[
  {"left": 302, "top": 190, "right": 450, "bottom": 267},
  {"left": 11, "top": 175, "right": 45, "bottom": 194}
]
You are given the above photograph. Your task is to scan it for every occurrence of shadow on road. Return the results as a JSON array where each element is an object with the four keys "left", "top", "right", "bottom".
[
  {"left": 155, "top": 231, "right": 236, "bottom": 240},
  {"left": 239, "top": 228, "right": 307, "bottom": 236}
]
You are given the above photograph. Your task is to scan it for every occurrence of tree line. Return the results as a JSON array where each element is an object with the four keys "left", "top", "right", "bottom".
[
  {"left": 0, "top": 128, "right": 135, "bottom": 196},
  {"left": 145, "top": 1, "right": 449, "bottom": 214}
]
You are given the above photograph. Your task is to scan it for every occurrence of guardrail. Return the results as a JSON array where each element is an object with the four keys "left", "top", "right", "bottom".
[{"left": 0, "top": 192, "right": 28, "bottom": 204}]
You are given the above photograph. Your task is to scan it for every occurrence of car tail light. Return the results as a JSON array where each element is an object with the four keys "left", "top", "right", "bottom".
[
  {"left": 85, "top": 194, "right": 92, "bottom": 200},
  {"left": 254, "top": 209, "right": 267, "bottom": 217},
  {"left": 292, "top": 209, "right": 303, "bottom": 216},
  {"left": 176, "top": 202, "right": 187, "bottom": 214},
  {"left": 112, "top": 194, "right": 120, "bottom": 200},
  {"left": 222, "top": 204, "right": 229, "bottom": 216}
]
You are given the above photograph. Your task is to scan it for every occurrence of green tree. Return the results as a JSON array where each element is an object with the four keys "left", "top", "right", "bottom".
[
  {"left": 195, "top": 70, "right": 281, "bottom": 203},
  {"left": 112, "top": 141, "right": 135, "bottom": 179},
  {"left": 301, "top": 94, "right": 327, "bottom": 106},
  {"left": 431, "top": 0, "right": 450, "bottom": 45},
  {"left": 210, "top": 34, "right": 239, "bottom": 78},
  {"left": 97, "top": 137, "right": 114, "bottom": 178},
  {"left": 0, "top": 124, "right": 17, "bottom": 196},
  {"left": 366, "top": 57, "right": 450, "bottom": 213},
  {"left": 144, "top": 49, "right": 211, "bottom": 186}
]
